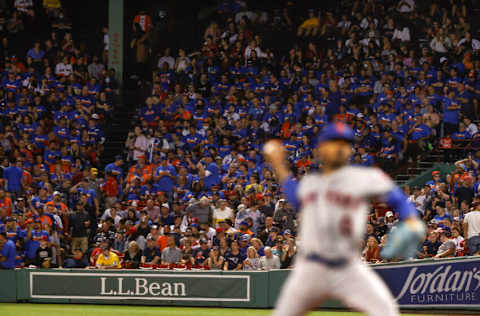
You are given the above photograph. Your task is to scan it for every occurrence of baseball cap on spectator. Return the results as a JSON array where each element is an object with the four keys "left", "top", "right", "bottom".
[
  {"left": 432, "top": 171, "right": 440, "bottom": 176},
  {"left": 151, "top": 225, "right": 159, "bottom": 230},
  {"left": 240, "top": 221, "right": 249, "bottom": 227},
  {"left": 53, "top": 191, "right": 61, "bottom": 196},
  {"left": 91, "top": 168, "right": 98, "bottom": 175},
  {"left": 385, "top": 211, "right": 394, "bottom": 218},
  {"left": 256, "top": 193, "right": 264, "bottom": 200},
  {"left": 240, "top": 234, "right": 250, "bottom": 242},
  {"left": 237, "top": 204, "right": 246, "bottom": 210},
  {"left": 433, "top": 227, "right": 444, "bottom": 233},
  {"left": 92, "top": 113, "right": 100, "bottom": 120},
  {"left": 161, "top": 203, "right": 169, "bottom": 209},
  {"left": 271, "top": 226, "right": 279, "bottom": 232},
  {"left": 41, "top": 235, "right": 48, "bottom": 241},
  {"left": 216, "top": 227, "right": 223, "bottom": 233},
  {"left": 283, "top": 229, "right": 292, "bottom": 236},
  {"left": 440, "top": 57, "right": 448, "bottom": 64},
  {"left": 146, "top": 234, "right": 154, "bottom": 241},
  {"left": 440, "top": 230, "right": 451, "bottom": 238},
  {"left": 199, "top": 239, "right": 208, "bottom": 244}
]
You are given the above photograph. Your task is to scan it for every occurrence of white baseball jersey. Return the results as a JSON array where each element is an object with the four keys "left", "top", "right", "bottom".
[{"left": 297, "top": 165, "right": 394, "bottom": 260}]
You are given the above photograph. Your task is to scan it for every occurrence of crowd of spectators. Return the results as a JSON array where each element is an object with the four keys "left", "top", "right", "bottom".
[
  {"left": 1, "top": 0, "right": 480, "bottom": 270},
  {"left": 0, "top": 0, "right": 117, "bottom": 269}
]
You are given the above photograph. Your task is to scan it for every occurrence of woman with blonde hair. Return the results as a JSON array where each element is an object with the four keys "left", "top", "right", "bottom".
[
  {"left": 243, "top": 246, "right": 260, "bottom": 270},
  {"left": 123, "top": 240, "right": 142, "bottom": 268},
  {"left": 363, "top": 236, "right": 381, "bottom": 263},
  {"left": 250, "top": 237, "right": 265, "bottom": 256}
]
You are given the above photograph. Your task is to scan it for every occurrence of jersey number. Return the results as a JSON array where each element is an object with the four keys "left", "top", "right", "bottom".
[{"left": 339, "top": 215, "right": 352, "bottom": 237}]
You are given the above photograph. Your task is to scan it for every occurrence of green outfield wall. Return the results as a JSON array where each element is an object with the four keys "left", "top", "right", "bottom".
[{"left": 2, "top": 257, "right": 480, "bottom": 311}]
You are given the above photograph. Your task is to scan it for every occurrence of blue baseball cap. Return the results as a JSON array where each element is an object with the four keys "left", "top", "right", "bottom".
[
  {"left": 315, "top": 122, "right": 354, "bottom": 146},
  {"left": 240, "top": 234, "right": 251, "bottom": 242}
]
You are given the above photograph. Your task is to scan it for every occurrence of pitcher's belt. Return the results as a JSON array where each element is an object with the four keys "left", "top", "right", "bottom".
[{"left": 304, "top": 253, "right": 349, "bottom": 269}]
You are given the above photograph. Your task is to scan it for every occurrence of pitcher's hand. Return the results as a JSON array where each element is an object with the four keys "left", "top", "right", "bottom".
[{"left": 263, "top": 139, "right": 290, "bottom": 183}]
